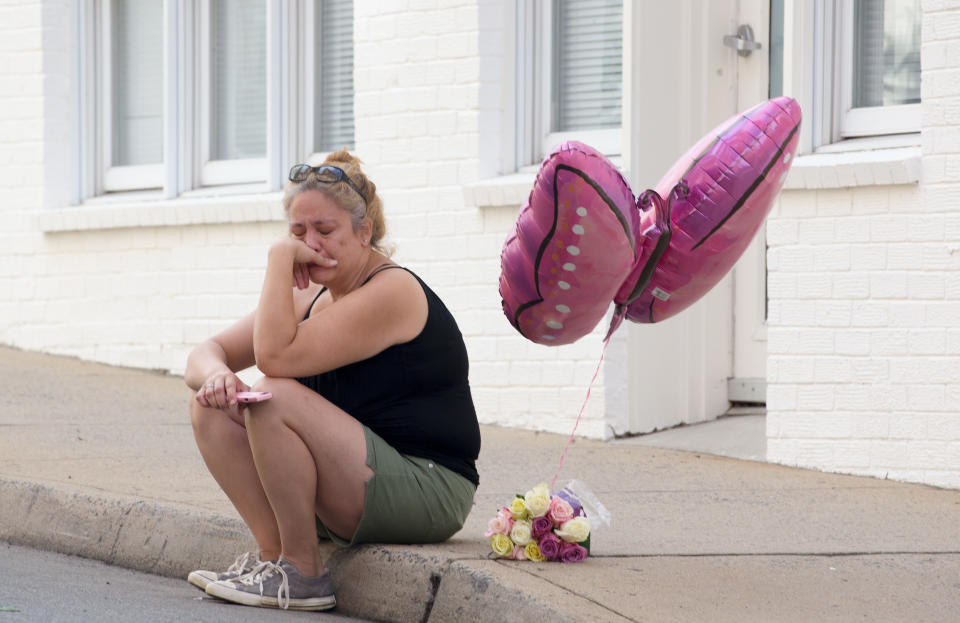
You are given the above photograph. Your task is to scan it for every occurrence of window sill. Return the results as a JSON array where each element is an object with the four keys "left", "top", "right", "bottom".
[
  {"left": 784, "top": 137, "right": 921, "bottom": 190},
  {"left": 40, "top": 186, "right": 285, "bottom": 233},
  {"left": 463, "top": 171, "right": 538, "bottom": 210},
  {"left": 465, "top": 156, "right": 625, "bottom": 210}
]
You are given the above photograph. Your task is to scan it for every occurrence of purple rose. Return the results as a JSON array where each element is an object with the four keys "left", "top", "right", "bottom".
[
  {"left": 531, "top": 516, "right": 553, "bottom": 540},
  {"left": 538, "top": 533, "right": 562, "bottom": 561},
  {"left": 559, "top": 541, "right": 588, "bottom": 563}
]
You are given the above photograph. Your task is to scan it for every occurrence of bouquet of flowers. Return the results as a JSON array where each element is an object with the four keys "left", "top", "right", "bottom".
[{"left": 485, "top": 482, "right": 591, "bottom": 562}]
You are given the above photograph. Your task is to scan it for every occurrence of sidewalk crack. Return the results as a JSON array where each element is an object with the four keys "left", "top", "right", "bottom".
[
  {"left": 504, "top": 561, "right": 639, "bottom": 623},
  {"left": 420, "top": 560, "right": 451, "bottom": 623}
]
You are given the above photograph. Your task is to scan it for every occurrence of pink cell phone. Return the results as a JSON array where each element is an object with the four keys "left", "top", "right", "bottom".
[{"left": 236, "top": 391, "right": 272, "bottom": 403}]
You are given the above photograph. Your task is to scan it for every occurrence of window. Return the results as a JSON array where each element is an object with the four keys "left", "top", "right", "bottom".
[
  {"left": 76, "top": 0, "right": 355, "bottom": 200},
  {"left": 100, "top": 0, "right": 164, "bottom": 192},
  {"left": 201, "top": 0, "right": 268, "bottom": 186},
  {"left": 312, "top": 0, "right": 355, "bottom": 154},
  {"left": 809, "top": 0, "right": 921, "bottom": 148},
  {"left": 841, "top": 0, "right": 921, "bottom": 137},
  {"left": 516, "top": 0, "right": 623, "bottom": 167}
]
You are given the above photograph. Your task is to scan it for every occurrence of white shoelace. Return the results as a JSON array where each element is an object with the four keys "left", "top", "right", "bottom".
[
  {"left": 226, "top": 551, "right": 259, "bottom": 575},
  {"left": 239, "top": 560, "right": 291, "bottom": 609}
]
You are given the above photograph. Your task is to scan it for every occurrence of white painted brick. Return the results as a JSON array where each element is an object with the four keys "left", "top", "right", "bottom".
[
  {"left": 797, "top": 219, "right": 836, "bottom": 244},
  {"left": 871, "top": 385, "right": 909, "bottom": 412},
  {"left": 851, "top": 186, "right": 892, "bottom": 215},
  {"left": 834, "top": 385, "right": 870, "bottom": 410},
  {"left": 814, "top": 358, "right": 853, "bottom": 383},
  {"left": 909, "top": 328, "right": 948, "bottom": 354},
  {"left": 816, "top": 300, "right": 852, "bottom": 327},
  {"left": 766, "top": 384, "right": 797, "bottom": 410},
  {"left": 851, "top": 358, "right": 889, "bottom": 382},
  {"left": 887, "top": 244, "right": 924, "bottom": 270},
  {"left": 850, "top": 245, "right": 887, "bottom": 270},
  {"left": 947, "top": 328, "right": 960, "bottom": 352},
  {"left": 836, "top": 330, "right": 871, "bottom": 355},
  {"left": 765, "top": 273, "right": 796, "bottom": 299},
  {"left": 927, "top": 414, "right": 960, "bottom": 441},
  {"left": 869, "top": 441, "right": 910, "bottom": 469},
  {"left": 925, "top": 301, "right": 960, "bottom": 325},
  {"left": 908, "top": 385, "right": 948, "bottom": 411},
  {"left": 776, "top": 357, "right": 815, "bottom": 383},
  {"left": 887, "top": 301, "right": 929, "bottom": 327},
  {"left": 908, "top": 273, "right": 947, "bottom": 299},
  {"left": 797, "top": 385, "right": 835, "bottom": 410},
  {"left": 813, "top": 245, "right": 851, "bottom": 271},
  {"left": 850, "top": 300, "right": 890, "bottom": 327},
  {"left": 870, "top": 272, "right": 908, "bottom": 299},
  {"left": 766, "top": 220, "right": 798, "bottom": 245},
  {"left": 834, "top": 217, "right": 871, "bottom": 243},
  {"left": 796, "top": 273, "right": 832, "bottom": 299},
  {"left": 832, "top": 273, "right": 870, "bottom": 299},
  {"left": 778, "top": 300, "right": 816, "bottom": 326},
  {"left": 815, "top": 188, "right": 852, "bottom": 216},
  {"left": 870, "top": 329, "right": 910, "bottom": 355}
]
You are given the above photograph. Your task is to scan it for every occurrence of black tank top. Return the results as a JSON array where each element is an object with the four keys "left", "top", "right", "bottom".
[{"left": 296, "top": 266, "right": 480, "bottom": 486}]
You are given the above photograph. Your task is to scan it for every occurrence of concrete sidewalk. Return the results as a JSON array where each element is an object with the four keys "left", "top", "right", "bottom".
[{"left": 1, "top": 346, "right": 959, "bottom": 622}]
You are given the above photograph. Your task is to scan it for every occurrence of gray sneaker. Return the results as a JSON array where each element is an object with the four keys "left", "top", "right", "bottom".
[
  {"left": 187, "top": 551, "right": 261, "bottom": 591},
  {"left": 205, "top": 558, "right": 336, "bottom": 611}
]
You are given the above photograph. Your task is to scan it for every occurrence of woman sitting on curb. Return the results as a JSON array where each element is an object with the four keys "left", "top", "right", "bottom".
[{"left": 183, "top": 150, "right": 481, "bottom": 611}]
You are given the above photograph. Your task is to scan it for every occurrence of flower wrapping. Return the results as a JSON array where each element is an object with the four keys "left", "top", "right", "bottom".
[{"left": 486, "top": 482, "right": 592, "bottom": 563}]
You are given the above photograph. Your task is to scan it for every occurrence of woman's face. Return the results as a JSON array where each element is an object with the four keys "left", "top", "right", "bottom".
[{"left": 288, "top": 190, "right": 369, "bottom": 284}]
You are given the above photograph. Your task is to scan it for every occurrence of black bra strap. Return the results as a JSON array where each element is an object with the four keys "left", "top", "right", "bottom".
[
  {"left": 303, "top": 286, "right": 328, "bottom": 321},
  {"left": 362, "top": 264, "right": 407, "bottom": 284}
]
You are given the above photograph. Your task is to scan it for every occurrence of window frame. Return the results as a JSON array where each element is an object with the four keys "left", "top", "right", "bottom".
[
  {"left": 93, "top": 0, "right": 165, "bottom": 194},
  {"left": 810, "top": 0, "right": 921, "bottom": 150},
  {"left": 515, "top": 0, "right": 623, "bottom": 169},
  {"left": 197, "top": 0, "right": 269, "bottom": 187},
  {"left": 74, "top": 0, "right": 355, "bottom": 203},
  {"left": 836, "top": 0, "right": 921, "bottom": 139},
  {"left": 300, "top": 0, "right": 344, "bottom": 166}
]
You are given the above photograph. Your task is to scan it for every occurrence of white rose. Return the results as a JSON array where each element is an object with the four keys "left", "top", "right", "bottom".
[
  {"left": 555, "top": 516, "right": 590, "bottom": 543},
  {"left": 509, "top": 519, "right": 533, "bottom": 546},
  {"left": 524, "top": 491, "right": 551, "bottom": 518}
]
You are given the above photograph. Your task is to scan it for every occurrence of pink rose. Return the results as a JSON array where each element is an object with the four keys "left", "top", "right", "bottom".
[
  {"left": 548, "top": 496, "right": 575, "bottom": 526},
  {"left": 531, "top": 515, "right": 553, "bottom": 540},
  {"left": 559, "top": 541, "right": 588, "bottom": 563},
  {"left": 512, "top": 545, "right": 528, "bottom": 561},
  {"left": 484, "top": 507, "right": 514, "bottom": 538},
  {"left": 538, "top": 533, "right": 562, "bottom": 561}
]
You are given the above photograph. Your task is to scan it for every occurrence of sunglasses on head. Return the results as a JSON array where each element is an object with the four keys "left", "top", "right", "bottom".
[{"left": 288, "top": 164, "right": 367, "bottom": 207}]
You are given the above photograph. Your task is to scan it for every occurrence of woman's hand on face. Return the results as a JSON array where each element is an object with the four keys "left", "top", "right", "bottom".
[
  {"left": 196, "top": 372, "right": 250, "bottom": 410},
  {"left": 271, "top": 238, "right": 338, "bottom": 290}
]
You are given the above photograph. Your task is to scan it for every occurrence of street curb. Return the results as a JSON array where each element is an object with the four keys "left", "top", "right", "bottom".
[{"left": 0, "top": 477, "right": 622, "bottom": 622}]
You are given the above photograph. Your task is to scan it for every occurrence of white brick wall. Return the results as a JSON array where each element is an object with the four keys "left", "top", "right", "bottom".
[
  {"left": 767, "top": 0, "right": 960, "bottom": 489},
  {"left": 0, "top": 0, "right": 609, "bottom": 439}
]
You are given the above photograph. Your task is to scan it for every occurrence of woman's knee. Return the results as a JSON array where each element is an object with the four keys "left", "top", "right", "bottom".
[
  {"left": 249, "top": 376, "right": 301, "bottom": 395},
  {"left": 190, "top": 395, "right": 243, "bottom": 435}
]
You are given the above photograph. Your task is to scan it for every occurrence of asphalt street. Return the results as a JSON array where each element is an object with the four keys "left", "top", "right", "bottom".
[{"left": 0, "top": 542, "right": 374, "bottom": 623}]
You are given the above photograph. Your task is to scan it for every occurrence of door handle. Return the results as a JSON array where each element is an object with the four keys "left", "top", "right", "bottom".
[{"left": 723, "top": 24, "right": 762, "bottom": 57}]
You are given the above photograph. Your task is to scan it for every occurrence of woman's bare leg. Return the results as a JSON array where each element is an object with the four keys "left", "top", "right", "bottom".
[
  {"left": 243, "top": 377, "right": 373, "bottom": 577},
  {"left": 189, "top": 397, "right": 282, "bottom": 561}
]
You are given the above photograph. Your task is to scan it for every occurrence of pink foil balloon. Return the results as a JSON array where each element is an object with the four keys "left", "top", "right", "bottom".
[
  {"left": 621, "top": 96, "right": 802, "bottom": 325},
  {"left": 499, "top": 142, "right": 643, "bottom": 345},
  {"left": 500, "top": 97, "right": 802, "bottom": 345}
]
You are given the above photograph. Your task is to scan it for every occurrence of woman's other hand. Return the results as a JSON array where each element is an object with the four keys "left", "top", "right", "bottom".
[{"left": 196, "top": 371, "right": 250, "bottom": 410}]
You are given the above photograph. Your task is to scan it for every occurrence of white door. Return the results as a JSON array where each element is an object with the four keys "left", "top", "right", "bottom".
[
  {"left": 731, "top": 0, "right": 772, "bottom": 403},
  {"left": 611, "top": 0, "right": 771, "bottom": 435}
]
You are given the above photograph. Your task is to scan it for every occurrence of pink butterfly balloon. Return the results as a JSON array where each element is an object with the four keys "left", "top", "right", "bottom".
[{"left": 499, "top": 96, "right": 802, "bottom": 345}]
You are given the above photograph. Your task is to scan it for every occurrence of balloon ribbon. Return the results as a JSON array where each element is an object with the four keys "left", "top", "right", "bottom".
[{"left": 550, "top": 335, "right": 611, "bottom": 491}]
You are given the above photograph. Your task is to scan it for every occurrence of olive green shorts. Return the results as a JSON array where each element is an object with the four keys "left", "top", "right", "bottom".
[{"left": 315, "top": 426, "right": 476, "bottom": 547}]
